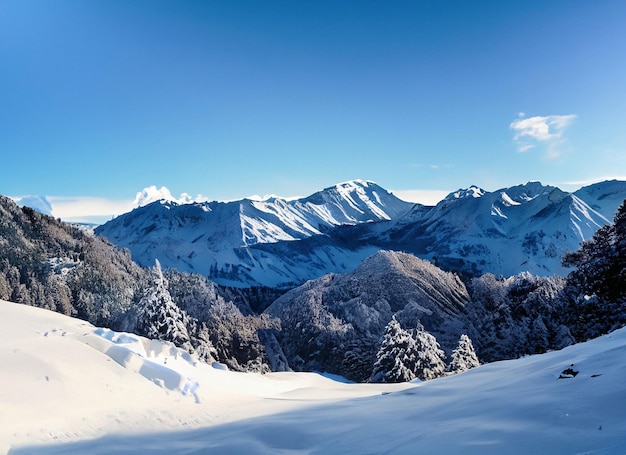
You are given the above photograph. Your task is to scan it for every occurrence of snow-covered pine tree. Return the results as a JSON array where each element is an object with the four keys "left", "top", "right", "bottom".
[
  {"left": 564, "top": 200, "right": 626, "bottom": 303},
  {"left": 448, "top": 334, "right": 480, "bottom": 374},
  {"left": 528, "top": 316, "right": 549, "bottom": 354},
  {"left": 370, "top": 316, "right": 418, "bottom": 383},
  {"left": 370, "top": 318, "right": 447, "bottom": 383},
  {"left": 412, "top": 322, "right": 447, "bottom": 381},
  {"left": 563, "top": 200, "right": 626, "bottom": 337},
  {"left": 134, "top": 259, "right": 193, "bottom": 352}
]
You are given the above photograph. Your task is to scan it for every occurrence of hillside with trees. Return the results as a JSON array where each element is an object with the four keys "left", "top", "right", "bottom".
[{"left": 0, "top": 196, "right": 284, "bottom": 373}]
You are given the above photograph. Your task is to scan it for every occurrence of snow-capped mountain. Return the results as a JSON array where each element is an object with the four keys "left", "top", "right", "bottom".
[
  {"left": 573, "top": 179, "right": 626, "bottom": 220},
  {"left": 95, "top": 180, "right": 413, "bottom": 287},
  {"left": 96, "top": 179, "right": 626, "bottom": 287},
  {"left": 387, "top": 181, "right": 615, "bottom": 277}
]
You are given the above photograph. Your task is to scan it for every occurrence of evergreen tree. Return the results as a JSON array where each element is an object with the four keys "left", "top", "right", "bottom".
[
  {"left": 448, "top": 334, "right": 480, "bottom": 374},
  {"left": 563, "top": 200, "right": 626, "bottom": 302},
  {"left": 370, "top": 318, "right": 447, "bottom": 383},
  {"left": 134, "top": 260, "right": 193, "bottom": 351},
  {"left": 528, "top": 316, "right": 549, "bottom": 354},
  {"left": 370, "top": 316, "right": 417, "bottom": 383},
  {"left": 412, "top": 322, "right": 447, "bottom": 381},
  {"left": 563, "top": 200, "right": 626, "bottom": 336}
]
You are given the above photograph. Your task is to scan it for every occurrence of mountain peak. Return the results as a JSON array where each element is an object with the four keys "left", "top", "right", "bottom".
[
  {"left": 500, "top": 181, "right": 559, "bottom": 203},
  {"left": 300, "top": 180, "right": 411, "bottom": 221},
  {"left": 333, "top": 179, "right": 377, "bottom": 190},
  {"left": 444, "top": 186, "right": 486, "bottom": 201}
]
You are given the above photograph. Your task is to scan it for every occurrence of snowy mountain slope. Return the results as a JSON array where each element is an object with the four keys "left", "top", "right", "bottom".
[
  {"left": 4, "top": 299, "right": 626, "bottom": 454},
  {"left": 265, "top": 250, "right": 470, "bottom": 381},
  {"left": 0, "top": 298, "right": 413, "bottom": 454},
  {"left": 95, "top": 180, "right": 626, "bottom": 287},
  {"left": 574, "top": 179, "right": 626, "bottom": 221},
  {"left": 95, "top": 180, "right": 412, "bottom": 287},
  {"left": 387, "top": 181, "right": 615, "bottom": 277}
]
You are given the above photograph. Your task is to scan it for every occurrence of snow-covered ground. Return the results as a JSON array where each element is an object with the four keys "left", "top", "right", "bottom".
[{"left": 2, "top": 299, "right": 625, "bottom": 454}]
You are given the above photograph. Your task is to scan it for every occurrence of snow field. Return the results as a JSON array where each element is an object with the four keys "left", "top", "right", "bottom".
[
  {"left": 2, "top": 299, "right": 625, "bottom": 454},
  {"left": 0, "top": 300, "right": 411, "bottom": 454}
]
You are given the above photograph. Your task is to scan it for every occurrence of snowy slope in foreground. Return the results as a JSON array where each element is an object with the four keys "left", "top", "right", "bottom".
[{"left": 3, "top": 300, "right": 625, "bottom": 455}]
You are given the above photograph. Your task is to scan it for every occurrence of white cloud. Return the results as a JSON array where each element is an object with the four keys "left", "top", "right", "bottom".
[
  {"left": 48, "top": 197, "right": 136, "bottom": 224},
  {"left": 12, "top": 196, "right": 54, "bottom": 216},
  {"left": 391, "top": 189, "right": 449, "bottom": 206},
  {"left": 132, "top": 185, "right": 176, "bottom": 207},
  {"left": 517, "top": 144, "right": 536, "bottom": 153},
  {"left": 46, "top": 186, "right": 214, "bottom": 224},
  {"left": 510, "top": 114, "right": 576, "bottom": 156},
  {"left": 558, "top": 175, "right": 626, "bottom": 192},
  {"left": 132, "top": 186, "right": 212, "bottom": 207}
]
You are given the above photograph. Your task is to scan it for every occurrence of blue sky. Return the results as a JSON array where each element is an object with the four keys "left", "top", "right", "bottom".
[{"left": 2, "top": 0, "right": 626, "bottom": 220}]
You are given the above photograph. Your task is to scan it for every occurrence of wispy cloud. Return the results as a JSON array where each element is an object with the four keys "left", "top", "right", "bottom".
[
  {"left": 559, "top": 175, "right": 626, "bottom": 190},
  {"left": 48, "top": 197, "right": 136, "bottom": 224},
  {"left": 510, "top": 113, "right": 576, "bottom": 157}
]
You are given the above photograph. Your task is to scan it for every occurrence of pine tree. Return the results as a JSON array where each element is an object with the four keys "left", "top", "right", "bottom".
[
  {"left": 608, "top": 200, "right": 626, "bottom": 301},
  {"left": 412, "top": 323, "right": 447, "bottom": 381},
  {"left": 528, "top": 316, "right": 549, "bottom": 354},
  {"left": 448, "top": 334, "right": 480, "bottom": 374},
  {"left": 370, "top": 318, "right": 448, "bottom": 383},
  {"left": 370, "top": 317, "right": 418, "bottom": 383},
  {"left": 134, "top": 260, "right": 193, "bottom": 351},
  {"left": 563, "top": 200, "right": 626, "bottom": 302}
]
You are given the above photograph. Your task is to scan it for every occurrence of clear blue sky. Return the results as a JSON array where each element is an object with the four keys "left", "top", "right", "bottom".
[{"left": 2, "top": 0, "right": 626, "bottom": 218}]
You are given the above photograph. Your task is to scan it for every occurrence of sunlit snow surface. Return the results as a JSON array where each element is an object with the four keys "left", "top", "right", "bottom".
[{"left": 2, "top": 299, "right": 625, "bottom": 454}]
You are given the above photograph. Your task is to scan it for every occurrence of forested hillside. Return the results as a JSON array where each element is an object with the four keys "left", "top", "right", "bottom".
[{"left": 0, "top": 196, "right": 285, "bottom": 373}]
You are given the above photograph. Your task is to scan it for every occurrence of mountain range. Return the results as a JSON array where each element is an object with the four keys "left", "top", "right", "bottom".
[{"left": 95, "top": 179, "right": 626, "bottom": 288}]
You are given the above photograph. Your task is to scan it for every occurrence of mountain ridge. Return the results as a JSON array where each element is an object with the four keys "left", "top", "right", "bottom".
[
  {"left": 94, "top": 179, "right": 626, "bottom": 288},
  {"left": 95, "top": 180, "right": 414, "bottom": 287}
]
